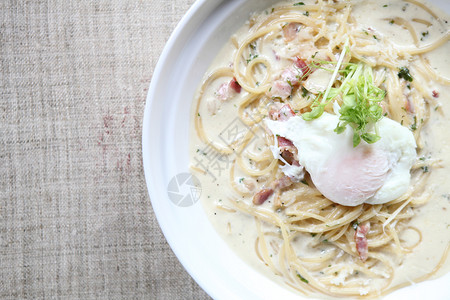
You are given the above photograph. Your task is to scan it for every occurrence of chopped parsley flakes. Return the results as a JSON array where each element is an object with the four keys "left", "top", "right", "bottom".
[
  {"left": 296, "top": 272, "right": 309, "bottom": 283},
  {"left": 398, "top": 67, "right": 413, "bottom": 82}
]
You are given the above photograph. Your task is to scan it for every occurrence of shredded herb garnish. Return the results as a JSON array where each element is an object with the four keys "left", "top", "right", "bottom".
[
  {"left": 398, "top": 67, "right": 413, "bottom": 82},
  {"left": 296, "top": 272, "right": 309, "bottom": 283},
  {"left": 411, "top": 116, "right": 417, "bottom": 131},
  {"left": 301, "top": 39, "right": 385, "bottom": 147},
  {"left": 246, "top": 53, "right": 259, "bottom": 64},
  {"left": 302, "top": 39, "right": 349, "bottom": 122},
  {"left": 334, "top": 63, "right": 385, "bottom": 147},
  {"left": 293, "top": 1, "right": 305, "bottom": 5}
]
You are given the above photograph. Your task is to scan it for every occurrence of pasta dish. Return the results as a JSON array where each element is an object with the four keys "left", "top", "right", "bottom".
[{"left": 190, "top": 0, "right": 450, "bottom": 298}]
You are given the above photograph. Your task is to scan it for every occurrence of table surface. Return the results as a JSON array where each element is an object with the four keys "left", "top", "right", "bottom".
[{"left": 0, "top": 0, "right": 211, "bottom": 298}]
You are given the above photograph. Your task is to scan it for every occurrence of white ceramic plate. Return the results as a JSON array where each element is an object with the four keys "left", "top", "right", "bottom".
[{"left": 142, "top": 0, "right": 450, "bottom": 299}]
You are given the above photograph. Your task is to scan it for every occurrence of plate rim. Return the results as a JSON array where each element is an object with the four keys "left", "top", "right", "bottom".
[{"left": 142, "top": 0, "right": 450, "bottom": 299}]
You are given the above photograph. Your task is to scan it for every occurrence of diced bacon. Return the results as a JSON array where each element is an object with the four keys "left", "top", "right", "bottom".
[
  {"left": 432, "top": 90, "right": 439, "bottom": 98},
  {"left": 355, "top": 222, "right": 371, "bottom": 262},
  {"left": 281, "top": 150, "right": 300, "bottom": 166},
  {"left": 267, "top": 104, "right": 300, "bottom": 166},
  {"left": 217, "top": 83, "right": 232, "bottom": 101},
  {"left": 268, "top": 80, "right": 292, "bottom": 99},
  {"left": 294, "top": 57, "right": 311, "bottom": 79},
  {"left": 277, "top": 136, "right": 299, "bottom": 165},
  {"left": 252, "top": 176, "right": 294, "bottom": 206},
  {"left": 280, "top": 67, "right": 301, "bottom": 86},
  {"left": 269, "top": 104, "right": 295, "bottom": 121},
  {"left": 405, "top": 97, "right": 414, "bottom": 113},
  {"left": 277, "top": 136, "right": 295, "bottom": 148},
  {"left": 271, "top": 175, "right": 293, "bottom": 190},
  {"left": 229, "top": 77, "right": 241, "bottom": 93},
  {"left": 268, "top": 60, "right": 311, "bottom": 100},
  {"left": 283, "top": 22, "right": 301, "bottom": 42},
  {"left": 271, "top": 176, "right": 295, "bottom": 208},
  {"left": 252, "top": 188, "right": 274, "bottom": 205},
  {"left": 268, "top": 108, "right": 279, "bottom": 120},
  {"left": 268, "top": 105, "right": 300, "bottom": 166},
  {"left": 216, "top": 77, "right": 241, "bottom": 101},
  {"left": 278, "top": 104, "right": 296, "bottom": 121}
]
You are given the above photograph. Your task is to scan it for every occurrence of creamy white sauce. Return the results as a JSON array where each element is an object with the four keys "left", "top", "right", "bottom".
[{"left": 190, "top": 0, "right": 450, "bottom": 298}]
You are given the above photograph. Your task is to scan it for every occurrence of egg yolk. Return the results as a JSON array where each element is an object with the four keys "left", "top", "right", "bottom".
[{"left": 312, "top": 146, "right": 390, "bottom": 206}]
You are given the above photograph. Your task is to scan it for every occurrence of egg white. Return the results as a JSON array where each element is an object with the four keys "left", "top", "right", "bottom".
[{"left": 265, "top": 112, "right": 416, "bottom": 206}]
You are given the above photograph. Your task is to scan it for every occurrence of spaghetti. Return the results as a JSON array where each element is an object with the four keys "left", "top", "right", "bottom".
[{"left": 191, "top": 0, "right": 450, "bottom": 298}]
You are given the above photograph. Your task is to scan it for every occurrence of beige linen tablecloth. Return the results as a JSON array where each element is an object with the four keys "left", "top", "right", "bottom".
[{"left": 0, "top": 0, "right": 211, "bottom": 298}]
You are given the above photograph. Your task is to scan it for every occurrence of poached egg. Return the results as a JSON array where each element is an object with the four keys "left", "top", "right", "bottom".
[{"left": 265, "top": 112, "right": 416, "bottom": 206}]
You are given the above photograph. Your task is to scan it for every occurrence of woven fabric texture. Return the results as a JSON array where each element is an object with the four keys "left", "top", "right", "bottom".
[{"left": 0, "top": 0, "right": 211, "bottom": 298}]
